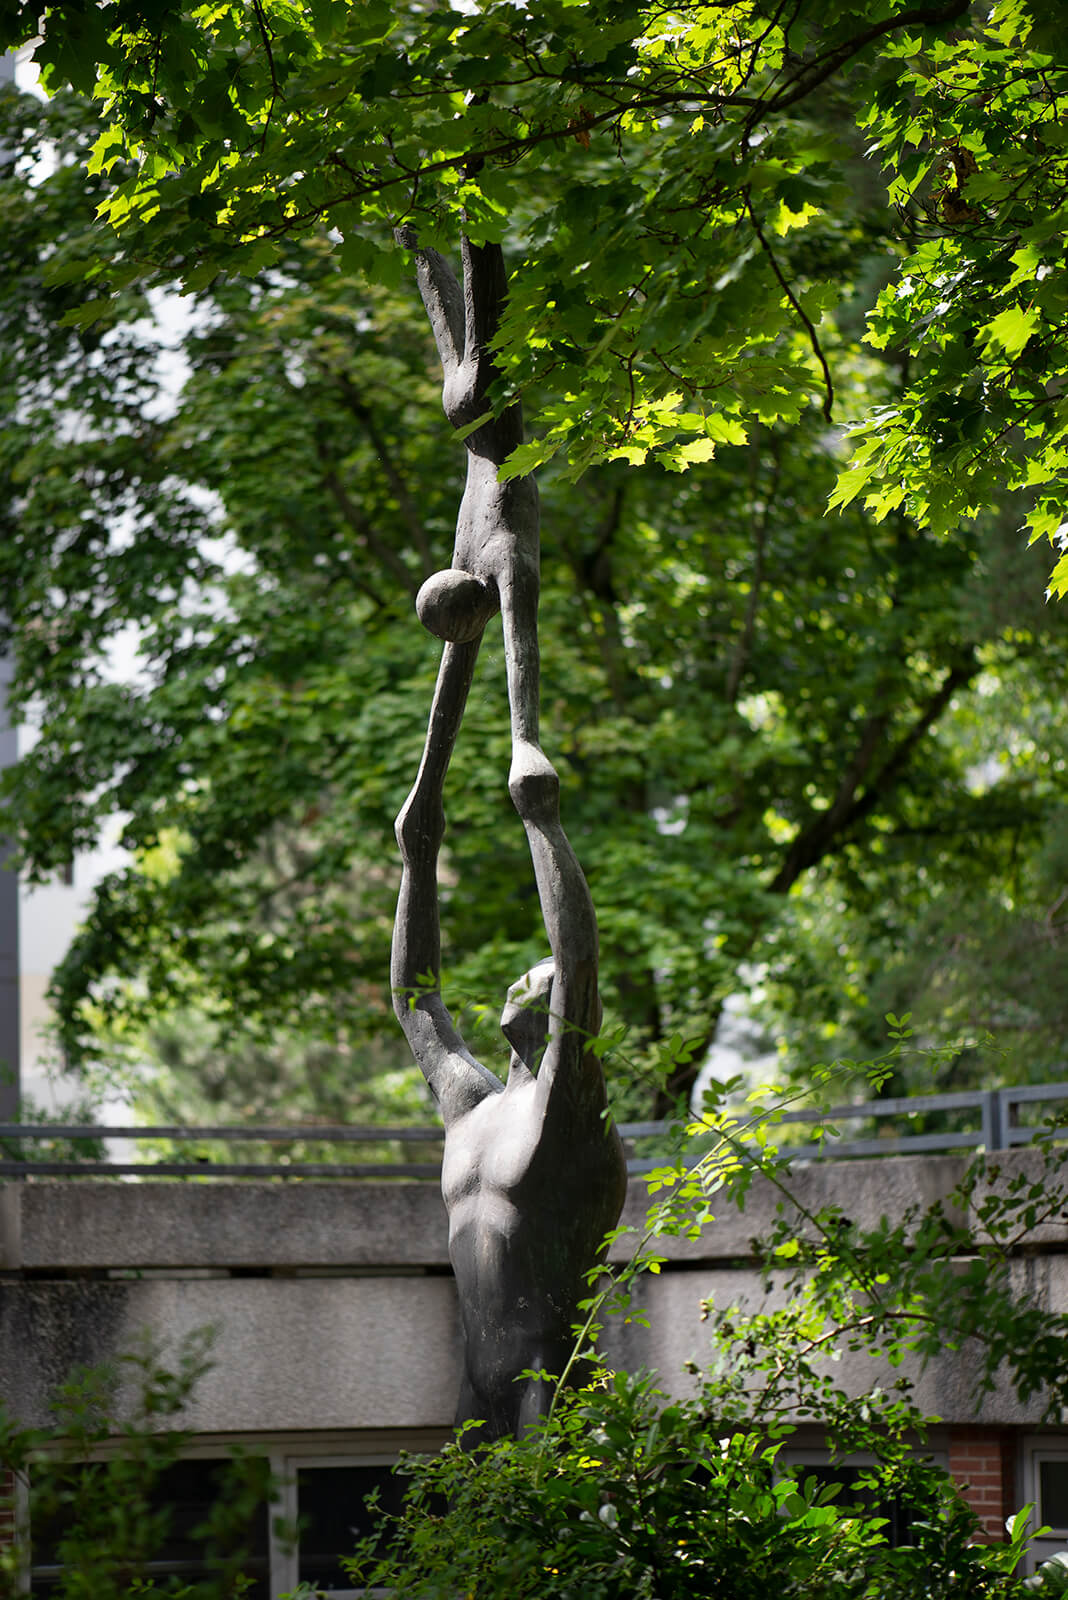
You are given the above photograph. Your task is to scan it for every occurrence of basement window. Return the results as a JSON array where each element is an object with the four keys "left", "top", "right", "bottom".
[
  {"left": 290, "top": 1459, "right": 407, "bottom": 1595},
  {"left": 1021, "top": 1440, "right": 1068, "bottom": 1575},
  {"left": 19, "top": 1435, "right": 437, "bottom": 1599},
  {"left": 779, "top": 1448, "right": 949, "bottom": 1551},
  {"left": 1039, "top": 1458, "right": 1068, "bottom": 1530},
  {"left": 27, "top": 1457, "right": 271, "bottom": 1597}
]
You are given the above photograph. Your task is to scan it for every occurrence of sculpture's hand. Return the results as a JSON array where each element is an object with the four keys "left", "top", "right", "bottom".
[{"left": 508, "top": 739, "right": 560, "bottom": 829}]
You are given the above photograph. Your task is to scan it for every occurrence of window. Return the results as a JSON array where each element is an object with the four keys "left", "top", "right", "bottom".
[
  {"left": 791, "top": 1462, "right": 916, "bottom": 1547},
  {"left": 780, "top": 1448, "right": 949, "bottom": 1551},
  {"left": 1039, "top": 1459, "right": 1068, "bottom": 1529},
  {"left": 28, "top": 1457, "right": 271, "bottom": 1597},
  {"left": 288, "top": 1459, "right": 407, "bottom": 1595},
  {"left": 19, "top": 1432, "right": 446, "bottom": 1599},
  {"left": 1020, "top": 1438, "right": 1068, "bottom": 1575}
]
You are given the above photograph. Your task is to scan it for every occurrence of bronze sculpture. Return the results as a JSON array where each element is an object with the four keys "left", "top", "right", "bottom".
[{"left": 391, "top": 232, "right": 627, "bottom": 1442}]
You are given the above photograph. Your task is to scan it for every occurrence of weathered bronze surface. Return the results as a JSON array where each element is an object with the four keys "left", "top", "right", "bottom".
[{"left": 391, "top": 233, "right": 627, "bottom": 1442}]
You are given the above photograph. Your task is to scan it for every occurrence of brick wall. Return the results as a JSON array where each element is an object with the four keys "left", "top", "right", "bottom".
[{"left": 949, "top": 1428, "right": 1015, "bottom": 1540}]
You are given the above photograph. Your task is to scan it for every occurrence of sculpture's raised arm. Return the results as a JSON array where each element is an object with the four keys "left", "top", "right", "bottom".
[
  {"left": 398, "top": 231, "right": 541, "bottom": 749},
  {"left": 456, "top": 237, "right": 524, "bottom": 460},
  {"left": 395, "top": 228, "right": 465, "bottom": 382},
  {"left": 391, "top": 636, "right": 503, "bottom": 1123},
  {"left": 508, "top": 748, "right": 604, "bottom": 1112},
  {"left": 398, "top": 229, "right": 518, "bottom": 452}
]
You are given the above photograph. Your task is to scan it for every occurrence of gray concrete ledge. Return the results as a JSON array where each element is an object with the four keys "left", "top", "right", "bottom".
[
  {"left": 0, "top": 1274, "right": 464, "bottom": 1432},
  {"left": 1, "top": 1181, "right": 452, "bottom": 1271},
  {"left": 4, "top": 1149, "right": 1061, "bottom": 1272},
  {"left": 4, "top": 1255, "right": 1061, "bottom": 1433}
]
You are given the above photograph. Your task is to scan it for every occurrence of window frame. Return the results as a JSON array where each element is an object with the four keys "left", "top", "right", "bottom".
[
  {"left": 18, "top": 1427, "right": 449, "bottom": 1600},
  {"left": 273, "top": 1450, "right": 404, "bottom": 1599},
  {"left": 1019, "top": 1437, "right": 1068, "bottom": 1575}
]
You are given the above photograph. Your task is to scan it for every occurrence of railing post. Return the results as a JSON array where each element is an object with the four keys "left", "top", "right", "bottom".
[
  {"left": 982, "top": 1089, "right": 1005, "bottom": 1151},
  {"left": 1003, "top": 1086, "right": 1019, "bottom": 1147}
]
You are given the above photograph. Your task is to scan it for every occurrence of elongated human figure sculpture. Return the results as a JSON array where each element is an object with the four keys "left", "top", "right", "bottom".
[{"left": 392, "top": 232, "right": 627, "bottom": 1441}]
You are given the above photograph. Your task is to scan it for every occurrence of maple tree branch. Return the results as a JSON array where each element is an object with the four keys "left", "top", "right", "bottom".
[{"left": 745, "top": 194, "right": 834, "bottom": 423}]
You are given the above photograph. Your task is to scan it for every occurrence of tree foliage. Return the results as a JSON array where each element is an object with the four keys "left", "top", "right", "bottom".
[
  {"left": 4, "top": 1, "right": 1068, "bottom": 1117},
  {"left": 4, "top": 0, "right": 1068, "bottom": 588},
  {"left": 3, "top": 65, "right": 1068, "bottom": 1115},
  {"left": 831, "top": 3, "right": 1068, "bottom": 595}
]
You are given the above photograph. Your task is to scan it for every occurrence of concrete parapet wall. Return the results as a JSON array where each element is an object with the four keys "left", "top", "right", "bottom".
[
  {"left": 0, "top": 1180, "right": 454, "bottom": 1272},
  {"left": 0, "top": 1151, "right": 991, "bottom": 1274},
  {"left": 2, "top": 1149, "right": 1065, "bottom": 1436},
  {"left": 1, "top": 1274, "right": 464, "bottom": 1433}
]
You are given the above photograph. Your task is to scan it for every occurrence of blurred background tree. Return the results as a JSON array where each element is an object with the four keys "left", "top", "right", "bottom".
[{"left": 2, "top": 28, "right": 1067, "bottom": 1125}]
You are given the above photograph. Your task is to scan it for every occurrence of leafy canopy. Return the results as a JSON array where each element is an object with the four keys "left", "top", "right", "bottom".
[
  {"left": 6, "top": 0, "right": 1068, "bottom": 590},
  {"left": 6, "top": 72, "right": 1068, "bottom": 1114}
]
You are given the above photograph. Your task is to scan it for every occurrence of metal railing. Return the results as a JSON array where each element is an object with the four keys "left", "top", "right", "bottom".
[{"left": 2, "top": 1081, "right": 1067, "bottom": 1180}]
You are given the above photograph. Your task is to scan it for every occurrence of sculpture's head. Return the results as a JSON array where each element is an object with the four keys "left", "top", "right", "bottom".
[
  {"left": 500, "top": 957, "right": 555, "bottom": 1070},
  {"left": 415, "top": 567, "right": 500, "bottom": 644}
]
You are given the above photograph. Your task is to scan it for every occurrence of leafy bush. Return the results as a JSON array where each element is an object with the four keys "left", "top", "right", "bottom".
[{"left": 348, "top": 1371, "right": 1034, "bottom": 1599}]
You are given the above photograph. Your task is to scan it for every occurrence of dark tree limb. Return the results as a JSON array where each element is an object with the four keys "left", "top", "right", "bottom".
[
  {"left": 725, "top": 435, "right": 779, "bottom": 707},
  {"left": 750, "top": 0, "right": 972, "bottom": 130},
  {"left": 744, "top": 195, "right": 834, "bottom": 424},
  {"left": 768, "top": 650, "right": 978, "bottom": 894},
  {"left": 566, "top": 479, "right": 632, "bottom": 713},
  {"left": 333, "top": 373, "right": 436, "bottom": 577},
  {"left": 661, "top": 649, "right": 979, "bottom": 1113}
]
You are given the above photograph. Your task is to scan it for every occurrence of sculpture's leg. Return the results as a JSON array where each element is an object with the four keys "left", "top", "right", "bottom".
[
  {"left": 456, "top": 1362, "right": 554, "bottom": 1445},
  {"left": 455, "top": 1373, "right": 490, "bottom": 1449},
  {"left": 514, "top": 1365, "right": 555, "bottom": 1435}
]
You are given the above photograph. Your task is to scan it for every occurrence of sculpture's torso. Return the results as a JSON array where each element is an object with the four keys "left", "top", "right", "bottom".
[
  {"left": 452, "top": 452, "right": 539, "bottom": 587},
  {"left": 441, "top": 1070, "right": 627, "bottom": 1435}
]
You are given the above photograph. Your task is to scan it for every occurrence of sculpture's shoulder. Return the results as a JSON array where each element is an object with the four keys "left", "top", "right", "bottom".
[
  {"left": 436, "top": 1054, "right": 504, "bottom": 1131},
  {"left": 398, "top": 1000, "right": 502, "bottom": 1124}
]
